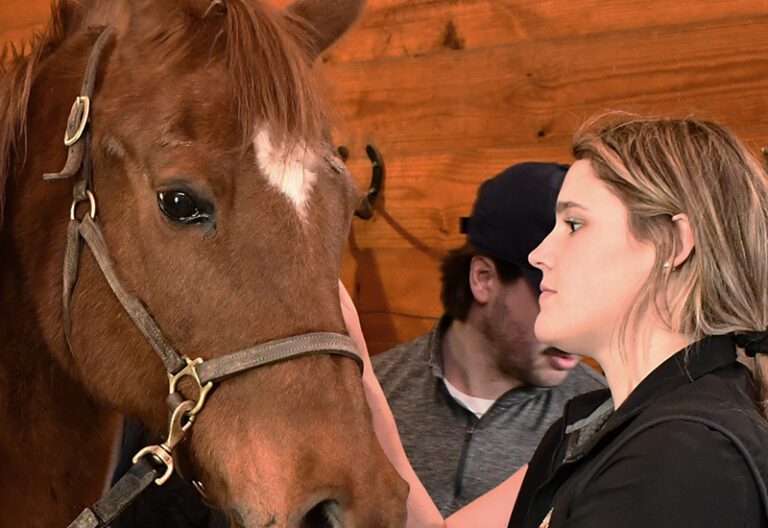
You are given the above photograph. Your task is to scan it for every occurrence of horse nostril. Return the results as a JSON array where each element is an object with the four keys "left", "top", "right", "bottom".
[{"left": 300, "top": 499, "right": 344, "bottom": 528}]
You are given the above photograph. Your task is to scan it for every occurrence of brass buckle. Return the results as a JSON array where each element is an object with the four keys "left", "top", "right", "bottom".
[
  {"left": 64, "top": 96, "right": 90, "bottom": 147},
  {"left": 168, "top": 357, "right": 213, "bottom": 420},
  {"left": 133, "top": 400, "right": 195, "bottom": 485}
]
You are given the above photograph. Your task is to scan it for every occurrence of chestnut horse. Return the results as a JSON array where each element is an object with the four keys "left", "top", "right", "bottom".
[{"left": 0, "top": 1, "right": 407, "bottom": 527}]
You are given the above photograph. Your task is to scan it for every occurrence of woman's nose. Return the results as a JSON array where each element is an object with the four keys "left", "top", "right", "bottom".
[{"left": 529, "top": 230, "right": 554, "bottom": 270}]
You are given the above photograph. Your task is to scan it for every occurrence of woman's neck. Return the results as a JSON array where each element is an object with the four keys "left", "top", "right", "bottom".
[{"left": 596, "top": 326, "right": 694, "bottom": 408}]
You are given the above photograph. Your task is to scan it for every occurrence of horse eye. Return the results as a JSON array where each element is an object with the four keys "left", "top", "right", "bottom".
[{"left": 158, "top": 190, "right": 207, "bottom": 223}]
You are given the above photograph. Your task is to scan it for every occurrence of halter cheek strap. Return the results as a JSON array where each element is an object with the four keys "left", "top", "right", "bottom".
[{"left": 44, "top": 27, "right": 363, "bottom": 528}]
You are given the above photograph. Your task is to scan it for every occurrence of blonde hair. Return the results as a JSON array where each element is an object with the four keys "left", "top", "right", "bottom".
[{"left": 572, "top": 112, "right": 768, "bottom": 416}]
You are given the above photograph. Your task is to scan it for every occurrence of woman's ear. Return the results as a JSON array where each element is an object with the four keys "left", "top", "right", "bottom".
[
  {"left": 469, "top": 256, "right": 497, "bottom": 305},
  {"left": 670, "top": 213, "right": 695, "bottom": 269}
]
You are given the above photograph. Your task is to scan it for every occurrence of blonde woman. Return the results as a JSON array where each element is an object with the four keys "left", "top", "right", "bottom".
[{"left": 508, "top": 115, "right": 768, "bottom": 528}]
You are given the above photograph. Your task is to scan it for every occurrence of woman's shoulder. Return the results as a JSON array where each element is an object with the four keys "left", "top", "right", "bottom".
[{"left": 643, "top": 363, "right": 767, "bottom": 430}]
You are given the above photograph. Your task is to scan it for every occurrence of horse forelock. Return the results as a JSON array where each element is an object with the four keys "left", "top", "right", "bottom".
[
  {"left": 221, "top": 0, "right": 328, "bottom": 149},
  {"left": 226, "top": 0, "right": 327, "bottom": 154},
  {"left": 106, "top": 0, "right": 327, "bottom": 150}
]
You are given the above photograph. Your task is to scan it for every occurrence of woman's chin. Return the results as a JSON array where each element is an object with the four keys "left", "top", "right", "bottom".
[{"left": 533, "top": 319, "right": 560, "bottom": 346}]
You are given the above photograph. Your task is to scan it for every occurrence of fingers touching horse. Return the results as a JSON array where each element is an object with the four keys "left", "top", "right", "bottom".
[{"left": 0, "top": 1, "right": 408, "bottom": 526}]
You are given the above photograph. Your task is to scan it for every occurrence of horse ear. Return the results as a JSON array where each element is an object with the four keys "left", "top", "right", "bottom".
[
  {"left": 182, "top": 0, "right": 227, "bottom": 19},
  {"left": 286, "top": 0, "right": 365, "bottom": 59}
]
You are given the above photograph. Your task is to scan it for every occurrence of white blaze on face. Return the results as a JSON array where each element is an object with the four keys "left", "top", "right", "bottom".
[{"left": 254, "top": 128, "right": 318, "bottom": 220}]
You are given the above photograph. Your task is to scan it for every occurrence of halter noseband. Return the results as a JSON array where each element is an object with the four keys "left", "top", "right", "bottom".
[{"left": 44, "top": 27, "right": 363, "bottom": 528}]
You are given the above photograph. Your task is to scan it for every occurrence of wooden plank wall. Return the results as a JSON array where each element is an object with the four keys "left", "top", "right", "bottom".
[{"left": 2, "top": 1, "right": 768, "bottom": 353}]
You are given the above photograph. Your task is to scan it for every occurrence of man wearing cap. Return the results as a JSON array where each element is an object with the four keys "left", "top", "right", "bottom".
[{"left": 372, "top": 162, "right": 606, "bottom": 518}]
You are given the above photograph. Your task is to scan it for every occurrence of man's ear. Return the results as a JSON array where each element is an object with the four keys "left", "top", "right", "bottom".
[
  {"left": 670, "top": 213, "right": 695, "bottom": 269},
  {"left": 469, "top": 256, "right": 498, "bottom": 305}
]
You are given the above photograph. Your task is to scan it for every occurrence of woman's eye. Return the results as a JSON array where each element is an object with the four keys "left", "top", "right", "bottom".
[
  {"left": 158, "top": 191, "right": 208, "bottom": 223},
  {"left": 565, "top": 219, "right": 583, "bottom": 233}
]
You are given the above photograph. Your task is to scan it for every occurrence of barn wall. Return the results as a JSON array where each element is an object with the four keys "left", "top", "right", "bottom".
[{"left": 2, "top": 1, "right": 767, "bottom": 353}]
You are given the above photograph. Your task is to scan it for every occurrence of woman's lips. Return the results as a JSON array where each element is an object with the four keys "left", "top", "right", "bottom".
[{"left": 539, "top": 289, "right": 556, "bottom": 302}]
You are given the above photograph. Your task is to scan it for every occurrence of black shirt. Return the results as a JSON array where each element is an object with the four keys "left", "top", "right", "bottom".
[{"left": 509, "top": 335, "right": 768, "bottom": 528}]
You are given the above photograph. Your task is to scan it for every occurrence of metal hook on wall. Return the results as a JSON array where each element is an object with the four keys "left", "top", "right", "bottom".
[{"left": 338, "top": 144, "right": 384, "bottom": 220}]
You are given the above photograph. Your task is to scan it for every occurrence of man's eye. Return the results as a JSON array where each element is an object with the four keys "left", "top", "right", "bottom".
[{"left": 157, "top": 190, "right": 211, "bottom": 224}]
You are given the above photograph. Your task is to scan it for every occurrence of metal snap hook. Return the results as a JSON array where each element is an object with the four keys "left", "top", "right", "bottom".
[{"left": 132, "top": 400, "right": 195, "bottom": 486}]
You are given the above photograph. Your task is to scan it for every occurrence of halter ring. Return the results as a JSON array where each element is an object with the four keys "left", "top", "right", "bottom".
[
  {"left": 168, "top": 357, "right": 214, "bottom": 419},
  {"left": 70, "top": 189, "right": 97, "bottom": 220}
]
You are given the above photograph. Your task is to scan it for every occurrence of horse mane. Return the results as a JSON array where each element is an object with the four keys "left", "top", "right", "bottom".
[
  {"left": 0, "top": 2, "right": 76, "bottom": 231},
  {"left": 0, "top": 0, "right": 328, "bottom": 231}
]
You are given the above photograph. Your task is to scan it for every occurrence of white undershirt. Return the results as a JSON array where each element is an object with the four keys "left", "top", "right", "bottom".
[{"left": 443, "top": 378, "right": 496, "bottom": 418}]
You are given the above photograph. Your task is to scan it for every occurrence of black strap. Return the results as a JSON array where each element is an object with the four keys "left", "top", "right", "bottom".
[{"left": 68, "top": 458, "right": 159, "bottom": 528}]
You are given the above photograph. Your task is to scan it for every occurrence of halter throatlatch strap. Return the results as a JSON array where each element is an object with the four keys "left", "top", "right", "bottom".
[{"left": 54, "top": 26, "right": 366, "bottom": 528}]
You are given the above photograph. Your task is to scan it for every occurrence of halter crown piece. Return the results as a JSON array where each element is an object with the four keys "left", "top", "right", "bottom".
[
  {"left": 43, "top": 27, "right": 363, "bottom": 528},
  {"left": 732, "top": 332, "right": 768, "bottom": 358}
]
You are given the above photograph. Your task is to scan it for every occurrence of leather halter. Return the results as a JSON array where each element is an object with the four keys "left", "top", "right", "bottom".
[{"left": 44, "top": 27, "right": 364, "bottom": 528}]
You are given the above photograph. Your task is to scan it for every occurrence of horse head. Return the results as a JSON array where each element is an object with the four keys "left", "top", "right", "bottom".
[{"left": 0, "top": 1, "right": 408, "bottom": 526}]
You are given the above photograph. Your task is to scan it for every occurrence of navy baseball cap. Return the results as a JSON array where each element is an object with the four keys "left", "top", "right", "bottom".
[{"left": 459, "top": 162, "right": 568, "bottom": 292}]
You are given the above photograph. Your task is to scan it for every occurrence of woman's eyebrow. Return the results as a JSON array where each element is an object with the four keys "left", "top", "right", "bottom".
[{"left": 556, "top": 200, "right": 590, "bottom": 213}]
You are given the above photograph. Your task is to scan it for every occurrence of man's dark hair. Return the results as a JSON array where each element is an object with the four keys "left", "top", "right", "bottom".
[{"left": 440, "top": 243, "right": 522, "bottom": 321}]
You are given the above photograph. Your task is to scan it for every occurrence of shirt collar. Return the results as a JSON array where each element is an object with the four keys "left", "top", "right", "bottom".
[{"left": 427, "top": 315, "right": 452, "bottom": 379}]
